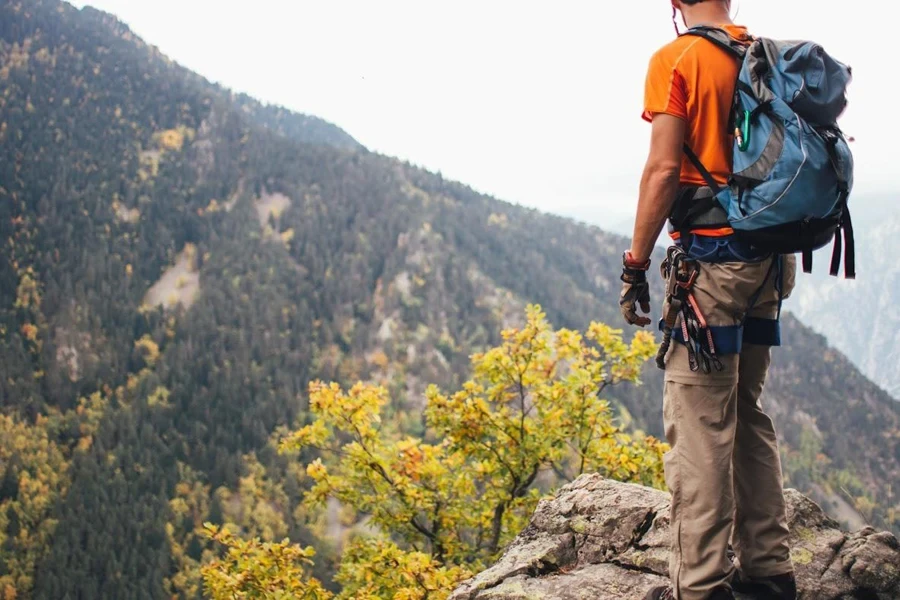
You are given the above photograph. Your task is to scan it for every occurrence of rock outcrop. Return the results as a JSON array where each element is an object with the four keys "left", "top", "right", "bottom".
[{"left": 449, "top": 475, "right": 900, "bottom": 600}]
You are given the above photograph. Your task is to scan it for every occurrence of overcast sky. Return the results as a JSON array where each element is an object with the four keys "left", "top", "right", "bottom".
[{"left": 71, "top": 0, "right": 895, "bottom": 230}]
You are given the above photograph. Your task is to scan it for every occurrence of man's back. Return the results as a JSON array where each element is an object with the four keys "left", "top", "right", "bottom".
[{"left": 643, "top": 25, "right": 750, "bottom": 188}]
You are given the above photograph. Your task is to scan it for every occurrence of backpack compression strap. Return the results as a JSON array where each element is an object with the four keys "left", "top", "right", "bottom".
[{"left": 816, "top": 134, "right": 856, "bottom": 279}]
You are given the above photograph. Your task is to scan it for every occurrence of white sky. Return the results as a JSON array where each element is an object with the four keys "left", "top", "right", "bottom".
[{"left": 72, "top": 0, "right": 895, "bottom": 230}]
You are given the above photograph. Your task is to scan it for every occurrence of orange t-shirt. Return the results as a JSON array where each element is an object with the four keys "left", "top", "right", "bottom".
[{"left": 643, "top": 25, "right": 750, "bottom": 188}]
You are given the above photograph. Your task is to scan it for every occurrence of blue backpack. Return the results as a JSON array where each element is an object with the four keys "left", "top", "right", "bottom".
[{"left": 676, "top": 27, "right": 855, "bottom": 278}]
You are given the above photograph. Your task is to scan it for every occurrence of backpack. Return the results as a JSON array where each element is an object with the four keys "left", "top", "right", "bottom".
[{"left": 675, "top": 27, "right": 855, "bottom": 278}]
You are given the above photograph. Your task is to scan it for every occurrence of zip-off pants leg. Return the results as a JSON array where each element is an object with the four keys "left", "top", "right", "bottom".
[{"left": 661, "top": 255, "right": 796, "bottom": 600}]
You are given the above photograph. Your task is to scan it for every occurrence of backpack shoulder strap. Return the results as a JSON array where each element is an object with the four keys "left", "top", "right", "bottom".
[
  {"left": 681, "top": 26, "right": 750, "bottom": 61},
  {"left": 682, "top": 144, "right": 722, "bottom": 195},
  {"left": 678, "top": 27, "right": 751, "bottom": 195}
]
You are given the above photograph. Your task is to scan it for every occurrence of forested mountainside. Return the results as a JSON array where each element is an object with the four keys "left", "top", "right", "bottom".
[
  {"left": 231, "top": 92, "right": 361, "bottom": 152},
  {"left": 0, "top": 0, "right": 898, "bottom": 597},
  {"left": 792, "top": 195, "right": 900, "bottom": 400}
]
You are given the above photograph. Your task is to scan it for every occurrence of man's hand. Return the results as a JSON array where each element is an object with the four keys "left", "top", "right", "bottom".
[{"left": 620, "top": 252, "right": 652, "bottom": 327}]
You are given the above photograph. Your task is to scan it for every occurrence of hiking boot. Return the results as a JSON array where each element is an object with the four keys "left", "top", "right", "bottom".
[
  {"left": 643, "top": 586, "right": 735, "bottom": 600},
  {"left": 643, "top": 587, "right": 676, "bottom": 600},
  {"left": 731, "top": 571, "right": 797, "bottom": 599}
]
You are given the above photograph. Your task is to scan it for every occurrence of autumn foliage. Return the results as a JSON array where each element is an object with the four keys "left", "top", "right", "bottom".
[{"left": 204, "top": 306, "right": 665, "bottom": 599}]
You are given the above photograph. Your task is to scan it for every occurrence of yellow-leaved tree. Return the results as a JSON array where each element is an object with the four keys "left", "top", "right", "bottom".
[
  {"left": 201, "top": 524, "right": 332, "bottom": 600},
  {"left": 203, "top": 305, "right": 665, "bottom": 600}
]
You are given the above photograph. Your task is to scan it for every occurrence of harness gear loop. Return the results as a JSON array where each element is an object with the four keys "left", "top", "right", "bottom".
[
  {"left": 656, "top": 248, "right": 685, "bottom": 369},
  {"left": 656, "top": 246, "right": 725, "bottom": 373}
]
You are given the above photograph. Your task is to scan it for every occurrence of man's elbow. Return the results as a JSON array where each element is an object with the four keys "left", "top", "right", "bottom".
[{"left": 644, "top": 160, "right": 681, "bottom": 179}]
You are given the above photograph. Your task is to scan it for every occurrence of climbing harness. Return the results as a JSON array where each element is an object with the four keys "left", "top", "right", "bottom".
[
  {"left": 656, "top": 246, "right": 724, "bottom": 374},
  {"left": 657, "top": 244, "right": 785, "bottom": 372}
]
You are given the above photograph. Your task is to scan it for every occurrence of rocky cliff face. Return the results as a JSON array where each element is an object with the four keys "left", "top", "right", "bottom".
[{"left": 450, "top": 475, "right": 900, "bottom": 600}]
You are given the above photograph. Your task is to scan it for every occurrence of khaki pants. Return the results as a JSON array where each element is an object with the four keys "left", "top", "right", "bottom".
[{"left": 662, "top": 254, "right": 796, "bottom": 600}]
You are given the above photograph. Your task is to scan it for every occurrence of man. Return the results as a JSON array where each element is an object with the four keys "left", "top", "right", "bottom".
[{"left": 620, "top": 1, "right": 798, "bottom": 599}]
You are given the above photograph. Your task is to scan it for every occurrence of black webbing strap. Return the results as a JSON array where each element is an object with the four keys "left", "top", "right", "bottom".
[
  {"left": 829, "top": 225, "right": 842, "bottom": 277},
  {"left": 681, "top": 26, "right": 749, "bottom": 60},
  {"left": 802, "top": 248, "right": 813, "bottom": 273},
  {"left": 804, "top": 208, "right": 855, "bottom": 278},
  {"left": 823, "top": 133, "right": 856, "bottom": 279},
  {"left": 683, "top": 144, "right": 722, "bottom": 195},
  {"left": 830, "top": 195, "right": 855, "bottom": 279},
  {"left": 842, "top": 208, "right": 856, "bottom": 279},
  {"left": 736, "top": 80, "right": 756, "bottom": 98}
]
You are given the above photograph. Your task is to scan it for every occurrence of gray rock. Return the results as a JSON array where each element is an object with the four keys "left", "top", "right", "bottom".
[{"left": 449, "top": 475, "right": 900, "bottom": 600}]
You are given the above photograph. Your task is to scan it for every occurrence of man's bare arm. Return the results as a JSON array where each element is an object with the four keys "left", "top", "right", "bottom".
[{"left": 629, "top": 114, "right": 686, "bottom": 262}]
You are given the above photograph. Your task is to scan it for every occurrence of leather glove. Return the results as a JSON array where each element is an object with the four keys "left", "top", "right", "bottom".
[{"left": 620, "top": 251, "right": 652, "bottom": 327}]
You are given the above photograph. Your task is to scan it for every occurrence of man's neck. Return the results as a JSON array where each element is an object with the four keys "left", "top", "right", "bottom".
[{"left": 682, "top": 4, "right": 734, "bottom": 29}]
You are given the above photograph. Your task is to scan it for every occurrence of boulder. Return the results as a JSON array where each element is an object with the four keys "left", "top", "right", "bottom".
[{"left": 449, "top": 474, "right": 900, "bottom": 600}]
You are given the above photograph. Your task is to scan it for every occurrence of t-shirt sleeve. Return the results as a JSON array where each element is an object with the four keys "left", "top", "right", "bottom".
[{"left": 642, "top": 49, "right": 688, "bottom": 122}]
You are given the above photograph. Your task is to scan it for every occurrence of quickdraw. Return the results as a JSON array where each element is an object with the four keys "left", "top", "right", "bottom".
[{"left": 656, "top": 246, "right": 724, "bottom": 373}]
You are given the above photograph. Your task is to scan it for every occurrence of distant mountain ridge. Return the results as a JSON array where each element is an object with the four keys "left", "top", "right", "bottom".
[
  {"left": 0, "top": 1, "right": 897, "bottom": 597},
  {"left": 232, "top": 92, "right": 362, "bottom": 151},
  {"left": 791, "top": 194, "right": 900, "bottom": 399},
  {"left": 78, "top": 4, "right": 362, "bottom": 152}
]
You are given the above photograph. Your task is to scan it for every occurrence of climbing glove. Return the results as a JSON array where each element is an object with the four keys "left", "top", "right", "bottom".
[{"left": 620, "top": 251, "right": 652, "bottom": 327}]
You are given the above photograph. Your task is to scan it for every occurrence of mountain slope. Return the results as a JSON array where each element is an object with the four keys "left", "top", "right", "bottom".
[
  {"left": 232, "top": 92, "right": 361, "bottom": 151},
  {"left": 0, "top": 1, "right": 898, "bottom": 597}
]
